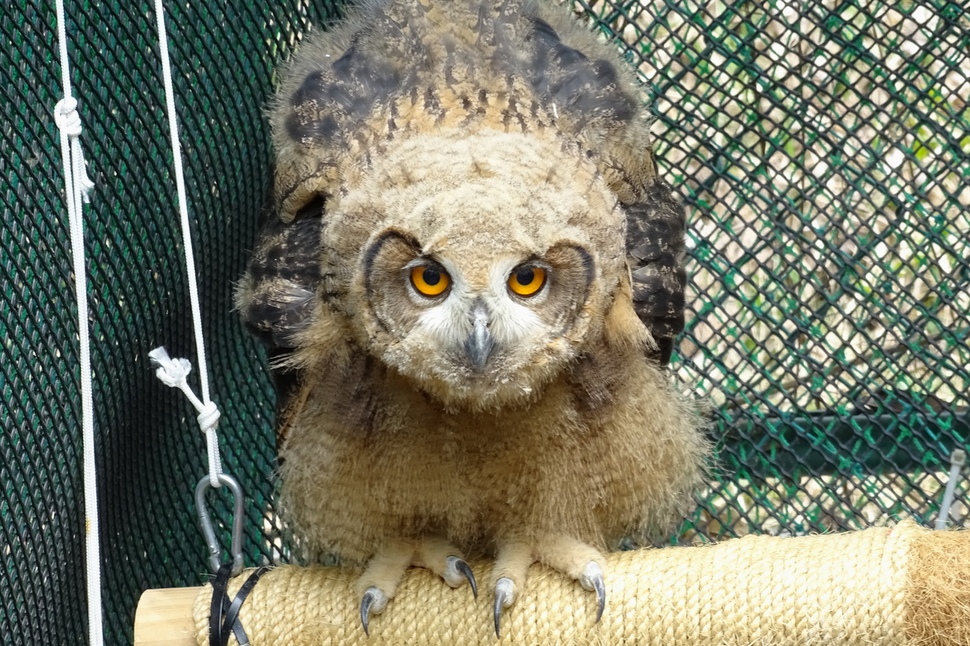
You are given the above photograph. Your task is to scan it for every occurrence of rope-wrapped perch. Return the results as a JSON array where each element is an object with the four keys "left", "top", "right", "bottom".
[{"left": 134, "top": 521, "right": 969, "bottom": 645}]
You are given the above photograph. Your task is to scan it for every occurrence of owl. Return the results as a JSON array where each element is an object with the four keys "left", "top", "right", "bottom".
[{"left": 237, "top": 0, "right": 708, "bottom": 636}]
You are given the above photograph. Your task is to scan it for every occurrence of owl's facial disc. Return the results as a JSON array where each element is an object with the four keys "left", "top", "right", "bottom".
[{"left": 363, "top": 231, "right": 595, "bottom": 408}]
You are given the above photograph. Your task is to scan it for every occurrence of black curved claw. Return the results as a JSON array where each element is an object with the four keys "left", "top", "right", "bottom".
[
  {"left": 591, "top": 572, "right": 606, "bottom": 623},
  {"left": 360, "top": 589, "right": 378, "bottom": 636},
  {"left": 454, "top": 558, "right": 478, "bottom": 599},
  {"left": 493, "top": 590, "right": 505, "bottom": 638},
  {"left": 493, "top": 578, "right": 513, "bottom": 638}
]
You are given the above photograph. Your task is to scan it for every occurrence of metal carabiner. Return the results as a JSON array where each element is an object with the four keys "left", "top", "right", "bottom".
[{"left": 195, "top": 473, "right": 246, "bottom": 576}]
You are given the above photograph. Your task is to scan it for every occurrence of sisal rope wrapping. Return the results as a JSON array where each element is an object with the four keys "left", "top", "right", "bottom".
[{"left": 192, "top": 522, "right": 970, "bottom": 645}]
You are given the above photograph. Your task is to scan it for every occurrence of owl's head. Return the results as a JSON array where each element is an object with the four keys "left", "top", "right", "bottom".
[{"left": 311, "top": 129, "right": 628, "bottom": 410}]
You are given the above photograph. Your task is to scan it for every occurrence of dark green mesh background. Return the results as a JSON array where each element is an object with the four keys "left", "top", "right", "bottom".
[
  {"left": 2, "top": 3, "right": 342, "bottom": 644},
  {"left": 1, "top": 1, "right": 967, "bottom": 644}
]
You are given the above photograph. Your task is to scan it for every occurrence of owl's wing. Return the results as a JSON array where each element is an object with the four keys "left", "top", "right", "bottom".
[
  {"left": 624, "top": 180, "right": 687, "bottom": 366},
  {"left": 236, "top": 196, "right": 324, "bottom": 452}
]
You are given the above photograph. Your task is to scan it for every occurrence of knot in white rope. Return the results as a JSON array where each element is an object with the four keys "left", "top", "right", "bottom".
[
  {"left": 54, "top": 97, "right": 95, "bottom": 203},
  {"left": 149, "top": 347, "right": 193, "bottom": 388},
  {"left": 197, "top": 401, "right": 221, "bottom": 433},
  {"left": 54, "top": 97, "right": 83, "bottom": 136},
  {"left": 149, "top": 346, "right": 224, "bottom": 486}
]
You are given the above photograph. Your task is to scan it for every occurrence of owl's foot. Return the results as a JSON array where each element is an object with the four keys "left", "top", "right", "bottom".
[
  {"left": 414, "top": 536, "right": 479, "bottom": 596},
  {"left": 491, "top": 536, "right": 606, "bottom": 637},
  {"left": 355, "top": 538, "right": 477, "bottom": 635},
  {"left": 355, "top": 540, "right": 411, "bottom": 636}
]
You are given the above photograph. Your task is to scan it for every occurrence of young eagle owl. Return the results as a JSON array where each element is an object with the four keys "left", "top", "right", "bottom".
[{"left": 237, "top": 0, "right": 708, "bottom": 636}]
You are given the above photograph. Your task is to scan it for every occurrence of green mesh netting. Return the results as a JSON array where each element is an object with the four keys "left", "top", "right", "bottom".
[{"left": 1, "top": 1, "right": 967, "bottom": 644}]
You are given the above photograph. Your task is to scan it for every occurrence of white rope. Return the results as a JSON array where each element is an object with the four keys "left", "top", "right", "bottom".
[
  {"left": 148, "top": 347, "right": 223, "bottom": 482},
  {"left": 148, "top": 0, "right": 224, "bottom": 488},
  {"left": 53, "top": 2, "right": 101, "bottom": 645}
]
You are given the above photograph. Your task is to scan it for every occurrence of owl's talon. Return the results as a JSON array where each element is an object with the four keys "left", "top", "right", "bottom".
[
  {"left": 492, "top": 577, "right": 514, "bottom": 637},
  {"left": 593, "top": 574, "right": 606, "bottom": 622},
  {"left": 580, "top": 561, "right": 606, "bottom": 622},
  {"left": 359, "top": 586, "right": 387, "bottom": 636},
  {"left": 448, "top": 556, "right": 478, "bottom": 598}
]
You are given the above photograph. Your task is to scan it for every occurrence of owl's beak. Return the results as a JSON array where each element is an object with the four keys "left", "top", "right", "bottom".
[{"left": 464, "top": 300, "right": 495, "bottom": 371}]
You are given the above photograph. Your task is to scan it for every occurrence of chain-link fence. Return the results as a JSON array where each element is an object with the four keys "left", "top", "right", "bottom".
[
  {"left": 607, "top": 0, "right": 970, "bottom": 540},
  {"left": 2, "top": 1, "right": 967, "bottom": 644}
]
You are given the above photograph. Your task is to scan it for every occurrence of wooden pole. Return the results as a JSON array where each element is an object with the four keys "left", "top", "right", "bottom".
[
  {"left": 133, "top": 587, "right": 201, "bottom": 646},
  {"left": 130, "top": 522, "right": 970, "bottom": 645}
]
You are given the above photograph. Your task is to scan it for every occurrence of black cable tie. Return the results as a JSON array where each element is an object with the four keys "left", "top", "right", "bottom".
[
  {"left": 224, "top": 566, "right": 271, "bottom": 645},
  {"left": 209, "top": 563, "right": 272, "bottom": 646},
  {"left": 209, "top": 562, "right": 232, "bottom": 646}
]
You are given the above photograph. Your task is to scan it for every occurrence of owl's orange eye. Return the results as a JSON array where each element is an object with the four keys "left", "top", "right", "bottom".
[
  {"left": 508, "top": 266, "right": 547, "bottom": 297},
  {"left": 410, "top": 265, "right": 450, "bottom": 297}
]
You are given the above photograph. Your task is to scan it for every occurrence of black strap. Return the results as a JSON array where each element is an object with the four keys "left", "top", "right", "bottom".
[
  {"left": 209, "top": 564, "right": 272, "bottom": 646},
  {"left": 209, "top": 563, "right": 233, "bottom": 646}
]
